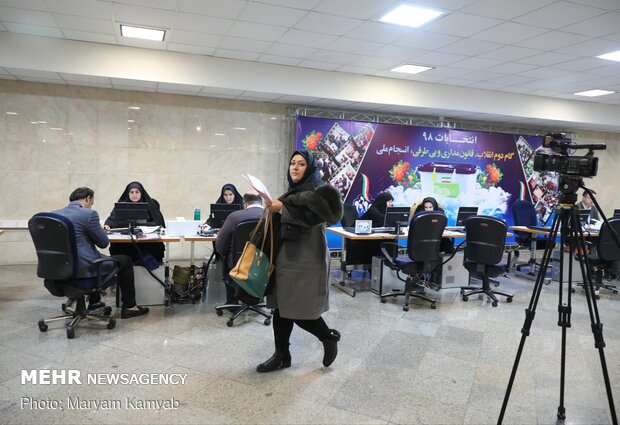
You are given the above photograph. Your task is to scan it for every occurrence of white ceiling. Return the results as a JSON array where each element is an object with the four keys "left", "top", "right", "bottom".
[{"left": 1, "top": 0, "right": 620, "bottom": 132}]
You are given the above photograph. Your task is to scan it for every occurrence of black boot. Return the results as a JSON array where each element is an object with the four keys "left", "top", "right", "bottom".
[
  {"left": 256, "top": 349, "right": 291, "bottom": 373},
  {"left": 322, "top": 329, "right": 341, "bottom": 367}
]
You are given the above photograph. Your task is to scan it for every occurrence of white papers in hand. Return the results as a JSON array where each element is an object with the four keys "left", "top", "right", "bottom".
[{"left": 242, "top": 174, "right": 271, "bottom": 202}]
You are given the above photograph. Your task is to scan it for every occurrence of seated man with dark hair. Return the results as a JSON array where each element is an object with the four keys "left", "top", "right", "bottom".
[
  {"left": 215, "top": 191, "right": 264, "bottom": 306},
  {"left": 52, "top": 187, "right": 149, "bottom": 319}
]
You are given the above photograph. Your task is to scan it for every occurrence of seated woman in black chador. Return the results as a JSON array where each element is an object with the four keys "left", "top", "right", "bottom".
[
  {"left": 103, "top": 181, "right": 166, "bottom": 264},
  {"left": 412, "top": 196, "right": 454, "bottom": 254},
  {"left": 216, "top": 183, "right": 243, "bottom": 205},
  {"left": 360, "top": 192, "right": 394, "bottom": 227},
  {"left": 206, "top": 183, "right": 243, "bottom": 227}
]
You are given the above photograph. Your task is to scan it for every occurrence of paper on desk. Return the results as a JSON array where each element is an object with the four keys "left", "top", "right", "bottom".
[
  {"left": 242, "top": 174, "right": 271, "bottom": 202},
  {"left": 138, "top": 226, "right": 161, "bottom": 234}
]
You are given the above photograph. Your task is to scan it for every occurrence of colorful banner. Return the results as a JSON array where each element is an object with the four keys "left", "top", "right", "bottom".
[{"left": 295, "top": 116, "right": 559, "bottom": 226}]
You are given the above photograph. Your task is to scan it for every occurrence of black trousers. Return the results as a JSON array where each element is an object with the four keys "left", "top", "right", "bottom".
[
  {"left": 272, "top": 309, "right": 330, "bottom": 351},
  {"left": 90, "top": 255, "right": 137, "bottom": 309}
]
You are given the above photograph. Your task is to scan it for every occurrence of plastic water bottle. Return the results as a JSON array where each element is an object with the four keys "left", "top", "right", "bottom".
[{"left": 193, "top": 208, "right": 201, "bottom": 221}]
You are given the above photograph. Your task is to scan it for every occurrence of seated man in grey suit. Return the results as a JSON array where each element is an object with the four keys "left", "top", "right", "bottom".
[
  {"left": 53, "top": 187, "right": 149, "bottom": 319},
  {"left": 215, "top": 192, "right": 264, "bottom": 306}
]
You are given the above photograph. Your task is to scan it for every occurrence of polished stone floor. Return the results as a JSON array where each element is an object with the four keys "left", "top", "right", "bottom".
[{"left": 0, "top": 263, "right": 619, "bottom": 425}]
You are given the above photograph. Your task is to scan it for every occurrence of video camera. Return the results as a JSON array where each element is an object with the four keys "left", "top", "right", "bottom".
[{"left": 533, "top": 133, "right": 605, "bottom": 178}]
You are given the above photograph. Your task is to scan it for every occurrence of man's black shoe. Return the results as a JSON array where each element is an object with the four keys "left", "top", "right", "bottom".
[{"left": 120, "top": 306, "right": 149, "bottom": 319}]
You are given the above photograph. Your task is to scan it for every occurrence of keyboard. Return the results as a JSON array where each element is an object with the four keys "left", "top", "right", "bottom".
[
  {"left": 445, "top": 226, "right": 465, "bottom": 231},
  {"left": 371, "top": 227, "right": 395, "bottom": 233}
]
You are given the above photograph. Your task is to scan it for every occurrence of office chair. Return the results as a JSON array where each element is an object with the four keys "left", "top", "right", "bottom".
[
  {"left": 460, "top": 216, "right": 513, "bottom": 307},
  {"left": 584, "top": 218, "right": 620, "bottom": 297},
  {"left": 380, "top": 211, "right": 446, "bottom": 311},
  {"left": 29, "top": 213, "right": 119, "bottom": 339},
  {"left": 511, "top": 200, "right": 547, "bottom": 270},
  {"left": 215, "top": 220, "right": 273, "bottom": 327}
]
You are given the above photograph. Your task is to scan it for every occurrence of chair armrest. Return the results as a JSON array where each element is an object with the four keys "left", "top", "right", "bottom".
[
  {"left": 91, "top": 258, "right": 121, "bottom": 288},
  {"left": 380, "top": 242, "right": 400, "bottom": 270}
]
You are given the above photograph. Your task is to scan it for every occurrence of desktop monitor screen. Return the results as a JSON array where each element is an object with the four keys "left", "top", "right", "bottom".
[
  {"left": 613, "top": 209, "right": 620, "bottom": 219},
  {"left": 114, "top": 202, "right": 150, "bottom": 227},
  {"left": 209, "top": 203, "right": 242, "bottom": 228},
  {"left": 384, "top": 207, "right": 410, "bottom": 228},
  {"left": 456, "top": 207, "right": 478, "bottom": 226},
  {"left": 579, "top": 209, "right": 591, "bottom": 223}
]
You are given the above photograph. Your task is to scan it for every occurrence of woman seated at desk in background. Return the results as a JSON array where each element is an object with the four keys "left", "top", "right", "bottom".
[
  {"left": 103, "top": 181, "right": 166, "bottom": 265},
  {"left": 206, "top": 183, "right": 243, "bottom": 227},
  {"left": 411, "top": 196, "right": 454, "bottom": 253},
  {"left": 360, "top": 192, "right": 393, "bottom": 227}
]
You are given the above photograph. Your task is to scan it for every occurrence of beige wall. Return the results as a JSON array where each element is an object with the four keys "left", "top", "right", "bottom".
[
  {"left": 0, "top": 81, "right": 289, "bottom": 263},
  {"left": 1, "top": 80, "right": 619, "bottom": 264}
]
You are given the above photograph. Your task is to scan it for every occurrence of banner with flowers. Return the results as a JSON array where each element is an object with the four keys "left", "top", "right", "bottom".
[{"left": 295, "top": 116, "right": 555, "bottom": 226}]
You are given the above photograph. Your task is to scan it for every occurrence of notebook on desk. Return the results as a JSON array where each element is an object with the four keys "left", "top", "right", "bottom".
[{"left": 526, "top": 225, "right": 551, "bottom": 231}]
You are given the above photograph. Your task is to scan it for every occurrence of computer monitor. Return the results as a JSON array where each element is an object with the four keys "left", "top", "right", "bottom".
[
  {"left": 456, "top": 207, "right": 478, "bottom": 226},
  {"left": 579, "top": 209, "right": 590, "bottom": 223},
  {"left": 114, "top": 202, "right": 150, "bottom": 227},
  {"left": 384, "top": 207, "right": 410, "bottom": 228},
  {"left": 613, "top": 209, "right": 620, "bottom": 218},
  {"left": 209, "top": 203, "right": 242, "bottom": 228}
]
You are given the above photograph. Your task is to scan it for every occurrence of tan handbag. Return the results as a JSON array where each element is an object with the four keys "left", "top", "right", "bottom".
[{"left": 228, "top": 208, "right": 274, "bottom": 298}]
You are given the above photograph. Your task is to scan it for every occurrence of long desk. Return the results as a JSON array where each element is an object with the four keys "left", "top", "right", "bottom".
[
  {"left": 509, "top": 225, "right": 599, "bottom": 284},
  {"left": 183, "top": 235, "right": 217, "bottom": 268},
  {"left": 0, "top": 229, "right": 4, "bottom": 236},
  {"left": 326, "top": 227, "right": 465, "bottom": 297}
]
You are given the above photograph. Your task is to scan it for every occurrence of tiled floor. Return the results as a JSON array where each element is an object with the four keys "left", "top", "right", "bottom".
[{"left": 0, "top": 262, "right": 619, "bottom": 424}]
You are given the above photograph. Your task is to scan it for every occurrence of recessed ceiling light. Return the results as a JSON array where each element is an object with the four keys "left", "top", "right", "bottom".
[
  {"left": 232, "top": 127, "right": 247, "bottom": 131},
  {"left": 120, "top": 25, "right": 165, "bottom": 41},
  {"left": 390, "top": 64, "right": 433, "bottom": 74},
  {"left": 214, "top": 133, "right": 226, "bottom": 136},
  {"left": 38, "top": 120, "right": 47, "bottom": 124},
  {"left": 5, "top": 111, "right": 18, "bottom": 115},
  {"left": 270, "top": 116, "right": 277, "bottom": 120},
  {"left": 597, "top": 50, "right": 620, "bottom": 62},
  {"left": 574, "top": 89, "right": 615, "bottom": 97},
  {"left": 50, "top": 127, "right": 63, "bottom": 131},
  {"left": 379, "top": 4, "right": 443, "bottom": 28},
  {"left": 128, "top": 106, "right": 141, "bottom": 110},
  {"left": 128, "top": 119, "right": 134, "bottom": 123}
]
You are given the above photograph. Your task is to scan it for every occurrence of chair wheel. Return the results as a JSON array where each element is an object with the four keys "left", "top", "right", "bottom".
[
  {"left": 103, "top": 306, "right": 112, "bottom": 316},
  {"left": 571, "top": 287, "right": 575, "bottom": 293},
  {"left": 430, "top": 303, "right": 436, "bottom": 309},
  {"left": 226, "top": 319, "right": 234, "bottom": 327},
  {"left": 264, "top": 319, "right": 271, "bottom": 326},
  {"left": 613, "top": 290, "right": 618, "bottom": 294},
  {"left": 67, "top": 327, "right": 75, "bottom": 339},
  {"left": 164, "top": 299, "right": 170, "bottom": 306},
  {"left": 61, "top": 303, "right": 67, "bottom": 311},
  {"left": 216, "top": 309, "right": 224, "bottom": 316},
  {"left": 460, "top": 289, "right": 465, "bottom": 294},
  {"left": 507, "top": 297, "right": 513, "bottom": 303},
  {"left": 38, "top": 320, "right": 48, "bottom": 332},
  {"left": 462, "top": 295, "right": 469, "bottom": 302},
  {"left": 380, "top": 298, "right": 387, "bottom": 303},
  {"left": 595, "top": 294, "right": 600, "bottom": 300},
  {"left": 403, "top": 305, "right": 409, "bottom": 312},
  {"left": 492, "top": 301, "right": 498, "bottom": 307},
  {"left": 107, "top": 318, "right": 116, "bottom": 329}
]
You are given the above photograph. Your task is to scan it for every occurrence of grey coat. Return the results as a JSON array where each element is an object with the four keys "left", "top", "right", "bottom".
[{"left": 267, "top": 184, "right": 342, "bottom": 320}]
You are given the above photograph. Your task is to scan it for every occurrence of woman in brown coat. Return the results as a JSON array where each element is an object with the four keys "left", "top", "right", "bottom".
[{"left": 258, "top": 150, "right": 343, "bottom": 372}]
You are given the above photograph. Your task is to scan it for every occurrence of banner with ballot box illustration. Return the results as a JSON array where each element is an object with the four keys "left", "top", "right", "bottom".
[{"left": 295, "top": 115, "right": 558, "bottom": 227}]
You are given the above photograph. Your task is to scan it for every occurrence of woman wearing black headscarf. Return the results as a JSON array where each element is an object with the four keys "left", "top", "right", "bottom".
[
  {"left": 360, "top": 192, "right": 394, "bottom": 227},
  {"left": 104, "top": 181, "right": 166, "bottom": 264},
  {"left": 257, "top": 150, "right": 343, "bottom": 373},
  {"left": 215, "top": 183, "right": 243, "bottom": 205},
  {"left": 411, "top": 196, "right": 454, "bottom": 254}
]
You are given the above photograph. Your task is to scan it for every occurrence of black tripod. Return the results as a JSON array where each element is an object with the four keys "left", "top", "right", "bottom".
[{"left": 499, "top": 178, "right": 618, "bottom": 424}]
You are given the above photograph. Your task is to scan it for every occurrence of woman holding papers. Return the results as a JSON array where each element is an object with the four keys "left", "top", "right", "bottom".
[
  {"left": 103, "top": 181, "right": 166, "bottom": 265},
  {"left": 258, "top": 150, "right": 343, "bottom": 373}
]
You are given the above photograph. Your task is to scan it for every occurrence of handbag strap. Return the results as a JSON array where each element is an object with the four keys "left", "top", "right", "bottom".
[{"left": 245, "top": 207, "right": 274, "bottom": 267}]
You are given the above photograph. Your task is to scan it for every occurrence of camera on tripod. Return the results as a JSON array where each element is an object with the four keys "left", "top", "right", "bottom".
[{"left": 533, "top": 132, "right": 605, "bottom": 178}]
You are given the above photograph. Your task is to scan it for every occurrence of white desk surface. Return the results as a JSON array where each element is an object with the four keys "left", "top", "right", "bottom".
[
  {"left": 0, "top": 220, "right": 28, "bottom": 229},
  {"left": 327, "top": 227, "right": 465, "bottom": 239},
  {"left": 107, "top": 234, "right": 181, "bottom": 243},
  {"left": 510, "top": 225, "right": 598, "bottom": 237}
]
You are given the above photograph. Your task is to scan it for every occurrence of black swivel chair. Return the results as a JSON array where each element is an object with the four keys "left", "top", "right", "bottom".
[
  {"left": 586, "top": 218, "right": 620, "bottom": 297},
  {"left": 215, "top": 220, "right": 273, "bottom": 327},
  {"left": 380, "top": 211, "right": 447, "bottom": 311},
  {"left": 460, "top": 216, "right": 513, "bottom": 307},
  {"left": 29, "top": 213, "right": 119, "bottom": 339}
]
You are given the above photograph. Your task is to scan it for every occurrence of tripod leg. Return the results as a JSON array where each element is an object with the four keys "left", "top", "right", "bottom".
[{"left": 499, "top": 213, "right": 560, "bottom": 424}]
